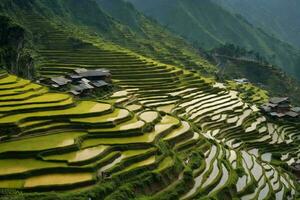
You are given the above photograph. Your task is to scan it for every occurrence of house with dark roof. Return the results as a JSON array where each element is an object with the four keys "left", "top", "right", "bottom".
[
  {"left": 74, "top": 68, "right": 88, "bottom": 74},
  {"left": 291, "top": 107, "right": 300, "bottom": 113},
  {"left": 269, "top": 112, "right": 286, "bottom": 118},
  {"left": 38, "top": 76, "right": 72, "bottom": 89},
  {"left": 70, "top": 82, "right": 94, "bottom": 96},
  {"left": 261, "top": 97, "right": 299, "bottom": 119},
  {"left": 73, "top": 69, "right": 111, "bottom": 82},
  {"left": 91, "top": 80, "right": 109, "bottom": 88},
  {"left": 234, "top": 78, "right": 249, "bottom": 84},
  {"left": 38, "top": 68, "right": 112, "bottom": 96},
  {"left": 269, "top": 97, "right": 289, "bottom": 104},
  {"left": 291, "top": 163, "right": 300, "bottom": 181},
  {"left": 69, "top": 74, "right": 83, "bottom": 81},
  {"left": 51, "top": 77, "right": 72, "bottom": 86},
  {"left": 286, "top": 111, "right": 299, "bottom": 118}
]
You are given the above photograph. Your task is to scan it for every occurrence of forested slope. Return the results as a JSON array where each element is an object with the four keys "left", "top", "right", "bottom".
[{"left": 128, "top": 0, "right": 300, "bottom": 80}]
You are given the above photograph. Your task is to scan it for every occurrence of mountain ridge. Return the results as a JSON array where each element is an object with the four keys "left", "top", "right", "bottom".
[
  {"left": 128, "top": 0, "right": 300, "bottom": 80},
  {"left": 211, "top": 0, "right": 300, "bottom": 49}
]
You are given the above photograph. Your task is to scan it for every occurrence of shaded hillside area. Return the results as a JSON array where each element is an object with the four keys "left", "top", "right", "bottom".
[
  {"left": 96, "top": 0, "right": 217, "bottom": 74},
  {"left": 128, "top": 0, "right": 300, "bottom": 80},
  {"left": 212, "top": 0, "right": 300, "bottom": 49},
  {"left": 0, "top": 15, "right": 34, "bottom": 78}
]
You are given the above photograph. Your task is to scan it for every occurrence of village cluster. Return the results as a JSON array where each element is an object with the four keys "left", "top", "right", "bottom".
[
  {"left": 233, "top": 78, "right": 300, "bottom": 119},
  {"left": 261, "top": 97, "right": 300, "bottom": 119},
  {"left": 38, "top": 68, "right": 112, "bottom": 96}
]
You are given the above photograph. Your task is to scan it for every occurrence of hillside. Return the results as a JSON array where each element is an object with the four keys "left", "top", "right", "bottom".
[
  {"left": 220, "top": 58, "right": 300, "bottom": 104},
  {"left": 212, "top": 0, "right": 300, "bottom": 49},
  {"left": 0, "top": 0, "right": 216, "bottom": 77},
  {"left": 95, "top": 0, "right": 217, "bottom": 74},
  {"left": 128, "top": 0, "right": 300, "bottom": 80},
  {"left": 0, "top": 0, "right": 299, "bottom": 200},
  {"left": 208, "top": 44, "right": 300, "bottom": 104}
]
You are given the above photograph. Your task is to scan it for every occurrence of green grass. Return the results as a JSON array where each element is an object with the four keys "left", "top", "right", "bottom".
[
  {"left": 0, "top": 83, "right": 44, "bottom": 96},
  {"left": 121, "top": 148, "right": 157, "bottom": 159},
  {"left": 226, "top": 81, "right": 269, "bottom": 105},
  {"left": 0, "top": 75, "right": 18, "bottom": 85},
  {"left": 0, "top": 158, "right": 66, "bottom": 176},
  {"left": 0, "top": 93, "right": 71, "bottom": 107},
  {"left": 0, "top": 79, "right": 30, "bottom": 90},
  {"left": 0, "top": 179, "right": 24, "bottom": 189},
  {"left": 43, "top": 145, "right": 108, "bottom": 163},
  {"left": 24, "top": 173, "right": 94, "bottom": 188},
  {"left": 0, "top": 131, "right": 86, "bottom": 154},
  {"left": 153, "top": 156, "right": 174, "bottom": 172},
  {"left": 82, "top": 115, "right": 179, "bottom": 147},
  {"left": 88, "top": 116, "right": 145, "bottom": 134},
  {"left": 70, "top": 108, "right": 130, "bottom": 124},
  {"left": 0, "top": 101, "right": 112, "bottom": 124},
  {"left": 0, "top": 97, "right": 74, "bottom": 113},
  {"left": 163, "top": 121, "right": 191, "bottom": 141},
  {"left": 114, "top": 156, "right": 156, "bottom": 176}
]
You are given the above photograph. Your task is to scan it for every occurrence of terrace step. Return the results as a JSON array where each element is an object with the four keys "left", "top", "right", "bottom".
[{"left": 82, "top": 115, "right": 180, "bottom": 147}]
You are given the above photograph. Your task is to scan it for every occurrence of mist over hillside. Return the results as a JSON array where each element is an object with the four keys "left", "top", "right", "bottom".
[
  {"left": 128, "top": 0, "right": 300, "bottom": 80},
  {"left": 212, "top": 0, "right": 300, "bottom": 49}
]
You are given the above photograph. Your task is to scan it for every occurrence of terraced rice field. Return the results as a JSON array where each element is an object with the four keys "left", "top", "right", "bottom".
[
  {"left": 1, "top": 54, "right": 299, "bottom": 199},
  {"left": 0, "top": 14, "right": 299, "bottom": 199},
  {"left": 0, "top": 72, "right": 199, "bottom": 195}
]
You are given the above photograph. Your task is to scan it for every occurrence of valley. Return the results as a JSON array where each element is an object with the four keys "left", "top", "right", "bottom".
[{"left": 0, "top": 0, "right": 299, "bottom": 199}]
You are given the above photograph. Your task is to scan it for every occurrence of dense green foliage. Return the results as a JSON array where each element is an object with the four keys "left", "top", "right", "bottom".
[
  {"left": 128, "top": 0, "right": 300, "bottom": 80},
  {"left": 212, "top": 0, "right": 300, "bottom": 49},
  {"left": 95, "top": 0, "right": 217, "bottom": 74},
  {"left": 0, "top": 15, "right": 34, "bottom": 78},
  {"left": 96, "top": 0, "right": 142, "bottom": 32}
]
